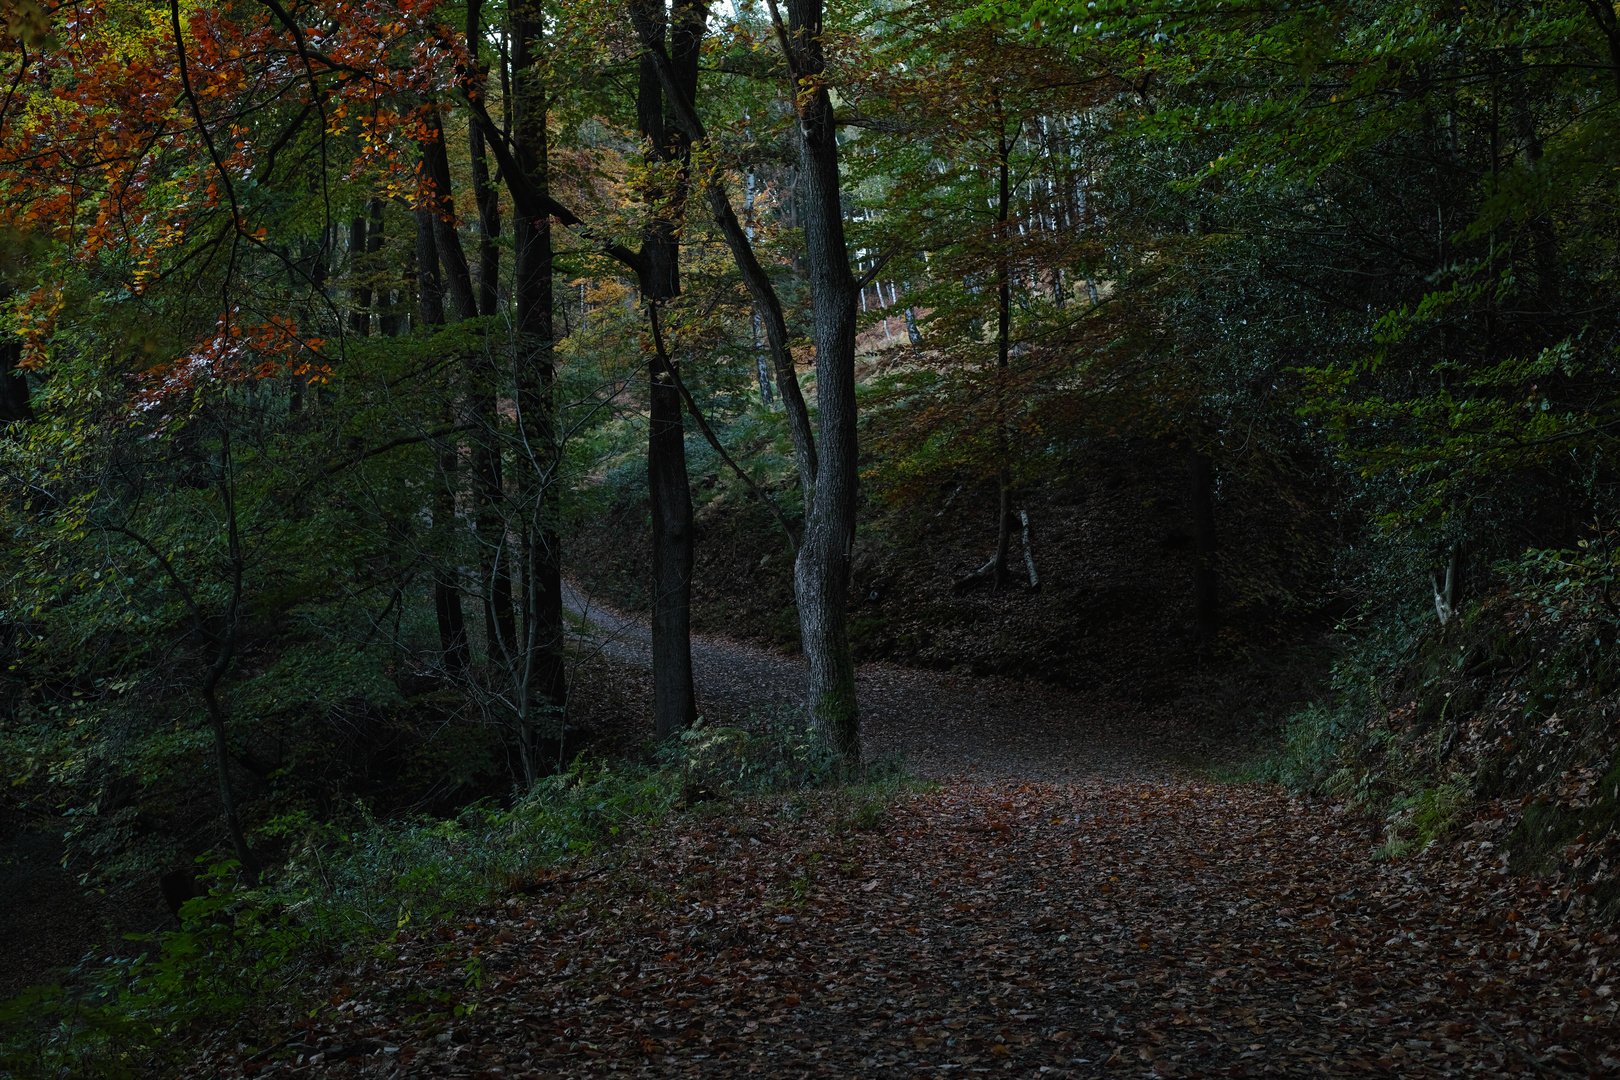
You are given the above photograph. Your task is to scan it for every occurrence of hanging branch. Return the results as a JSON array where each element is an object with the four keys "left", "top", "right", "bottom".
[{"left": 647, "top": 304, "right": 798, "bottom": 553}]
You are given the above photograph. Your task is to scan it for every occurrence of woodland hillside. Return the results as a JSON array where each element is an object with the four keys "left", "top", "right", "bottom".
[{"left": 2, "top": 0, "right": 1620, "bottom": 1074}]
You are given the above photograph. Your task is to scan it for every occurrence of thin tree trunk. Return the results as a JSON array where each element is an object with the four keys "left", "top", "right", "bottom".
[
  {"left": 468, "top": 0, "right": 502, "bottom": 322},
  {"left": 370, "top": 199, "right": 403, "bottom": 337},
  {"left": 201, "top": 640, "right": 258, "bottom": 883},
  {"left": 745, "top": 170, "right": 772, "bottom": 404},
  {"left": 629, "top": 29, "right": 818, "bottom": 510},
  {"left": 204, "top": 437, "right": 259, "bottom": 881}
]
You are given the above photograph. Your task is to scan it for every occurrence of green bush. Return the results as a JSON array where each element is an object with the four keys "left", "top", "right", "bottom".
[
  {"left": 0, "top": 758, "right": 677, "bottom": 1079},
  {"left": 0, "top": 726, "right": 886, "bottom": 1078},
  {"left": 656, "top": 710, "right": 845, "bottom": 798}
]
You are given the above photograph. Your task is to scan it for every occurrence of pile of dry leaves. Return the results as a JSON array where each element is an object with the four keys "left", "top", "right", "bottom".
[{"left": 192, "top": 779, "right": 1617, "bottom": 1079}]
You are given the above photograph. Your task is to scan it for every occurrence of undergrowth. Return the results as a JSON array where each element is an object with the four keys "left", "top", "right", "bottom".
[
  {"left": 0, "top": 713, "right": 888, "bottom": 1080},
  {"left": 1239, "top": 554, "right": 1620, "bottom": 913}
]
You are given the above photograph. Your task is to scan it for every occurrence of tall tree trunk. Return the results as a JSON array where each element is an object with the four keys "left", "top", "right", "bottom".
[
  {"left": 465, "top": 0, "right": 515, "bottom": 666},
  {"left": 781, "top": 0, "right": 861, "bottom": 761},
  {"left": 204, "top": 437, "right": 259, "bottom": 882},
  {"left": 511, "top": 13, "right": 567, "bottom": 775},
  {"left": 631, "top": 0, "right": 701, "bottom": 738},
  {"left": 468, "top": 0, "right": 502, "bottom": 322},
  {"left": 201, "top": 632, "right": 258, "bottom": 883},
  {"left": 1189, "top": 448, "right": 1218, "bottom": 660},
  {"left": 372, "top": 199, "right": 404, "bottom": 337},
  {"left": 421, "top": 109, "right": 478, "bottom": 323},
  {"left": 745, "top": 171, "right": 773, "bottom": 403},
  {"left": 991, "top": 119, "right": 1015, "bottom": 591},
  {"left": 416, "top": 207, "right": 469, "bottom": 670},
  {"left": 647, "top": 311, "right": 696, "bottom": 737},
  {"left": 414, "top": 207, "right": 446, "bottom": 329}
]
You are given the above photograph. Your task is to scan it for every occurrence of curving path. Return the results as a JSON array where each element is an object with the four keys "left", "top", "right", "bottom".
[{"left": 563, "top": 582, "right": 1173, "bottom": 782}]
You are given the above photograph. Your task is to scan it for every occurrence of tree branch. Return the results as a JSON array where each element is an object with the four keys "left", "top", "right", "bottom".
[{"left": 648, "top": 304, "right": 798, "bottom": 552}]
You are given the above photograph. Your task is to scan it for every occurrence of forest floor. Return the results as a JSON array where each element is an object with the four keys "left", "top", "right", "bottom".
[{"left": 172, "top": 592, "right": 1620, "bottom": 1080}]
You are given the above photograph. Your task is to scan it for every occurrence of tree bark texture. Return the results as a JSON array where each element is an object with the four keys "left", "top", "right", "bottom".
[
  {"left": 782, "top": 0, "right": 861, "bottom": 760},
  {"left": 510, "top": 15, "right": 567, "bottom": 746},
  {"left": 632, "top": 0, "right": 701, "bottom": 738}
]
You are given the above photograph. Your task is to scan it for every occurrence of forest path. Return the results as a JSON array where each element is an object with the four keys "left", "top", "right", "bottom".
[
  {"left": 562, "top": 581, "right": 1175, "bottom": 782},
  {"left": 192, "top": 778, "right": 1620, "bottom": 1079},
  {"left": 172, "top": 591, "right": 1620, "bottom": 1079}
]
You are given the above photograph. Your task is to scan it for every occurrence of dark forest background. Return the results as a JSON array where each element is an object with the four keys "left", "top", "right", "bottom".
[{"left": 3, "top": 0, "right": 1620, "bottom": 1065}]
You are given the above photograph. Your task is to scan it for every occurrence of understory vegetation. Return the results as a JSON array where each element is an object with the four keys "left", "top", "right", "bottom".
[
  {"left": 0, "top": 713, "right": 904, "bottom": 1078},
  {"left": 3, "top": 0, "right": 1620, "bottom": 1072}
]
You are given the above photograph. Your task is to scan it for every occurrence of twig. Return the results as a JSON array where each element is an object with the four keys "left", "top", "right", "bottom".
[{"left": 647, "top": 304, "right": 798, "bottom": 554}]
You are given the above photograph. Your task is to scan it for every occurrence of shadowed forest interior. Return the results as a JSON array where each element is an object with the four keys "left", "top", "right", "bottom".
[{"left": 2, "top": 0, "right": 1620, "bottom": 1075}]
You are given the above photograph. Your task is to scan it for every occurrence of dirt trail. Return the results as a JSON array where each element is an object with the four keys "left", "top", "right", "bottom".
[
  {"left": 188, "top": 778, "right": 1620, "bottom": 1079},
  {"left": 563, "top": 582, "right": 1175, "bottom": 782},
  {"left": 162, "top": 593, "right": 1620, "bottom": 1079}
]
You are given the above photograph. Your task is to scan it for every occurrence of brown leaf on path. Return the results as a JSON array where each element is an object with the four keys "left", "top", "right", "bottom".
[{"left": 173, "top": 770, "right": 1620, "bottom": 1079}]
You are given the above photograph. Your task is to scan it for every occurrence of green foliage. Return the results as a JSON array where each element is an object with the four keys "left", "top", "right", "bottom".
[
  {"left": 656, "top": 710, "right": 846, "bottom": 798},
  {"left": 0, "top": 731, "right": 900, "bottom": 1077},
  {"left": 0, "top": 756, "right": 677, "bottom": 1077}
]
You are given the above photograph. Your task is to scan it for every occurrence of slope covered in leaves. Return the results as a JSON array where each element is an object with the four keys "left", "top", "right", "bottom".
[{"left": 187, "top": 780, "right": 1618, "bottom": 1079}]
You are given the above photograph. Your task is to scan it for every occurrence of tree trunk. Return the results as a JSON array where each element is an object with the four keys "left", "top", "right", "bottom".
[
  {"left": 632, "top": 0, "right": 701, "bottom": 738},
  {"left": 991, "top": 121, "right": 1015, "bottom": 591},
  {"left": 629, "top": 26, "right": 818, "bottom": 510},
  {"left": 745, "top": 172, "right": 773, "bottom": 403},
  {"left": 468, "top": 0, "right": 502, "bottom": 322},
  {"left": 413, "top": 207, "right": 445, "bottom": 328},
  {"left": 421, "top": 109, "right": 478, "bottom": 323},
  {"left": 201, "top": 643, "right": 259, "bottom": 883},
  {"left": 1189, "top": 448, "right": 1218, "bottom": 660},
  {"left": 1432, "top": 542, "right": 1463, "bottom": 625},
  {"left": 782, "top": 0, "right": 861, "bottom": 761},
  {"left": 511, "top": 14, "right": 567, "bottom": 761},
  {"left": 347, "top": 215, "right": 371, "bottom": 337},
  {"left": 464, "top": 2, "right": 515, "bottom": 666},
  {"left": 416, "top": 207, "right": 469, "bottom": 670},
  {"left": 204, "top": 440, "right": 259, "bottom": 882},
  {"left": 371, "top": 199, "right": 403, "bottom": 337},
  {"left": 648, "top": 316, "right": 696, "bottom": 737}
]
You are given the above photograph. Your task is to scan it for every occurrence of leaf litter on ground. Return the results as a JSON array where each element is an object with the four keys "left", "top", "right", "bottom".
[{"left": 193, "top": 778, "right": 1618, "bottom": 1079}]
